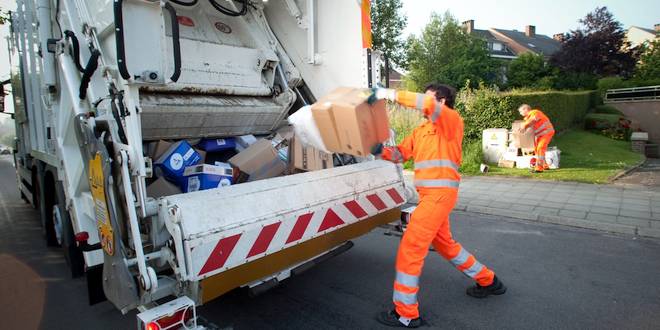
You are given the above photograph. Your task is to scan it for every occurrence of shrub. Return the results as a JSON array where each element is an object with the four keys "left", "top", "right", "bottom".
[
  {"left": 460, "top": 140, "right": 483, "bottom": 174},
  {"left": 387, "top": 102, "right": 424, "bottom": 144},
  {"left": 593, "top": 105, "right": 622, "bottom": 115},
  {"left": 584, "top": 113, "right": 631, "bottom": 140}
]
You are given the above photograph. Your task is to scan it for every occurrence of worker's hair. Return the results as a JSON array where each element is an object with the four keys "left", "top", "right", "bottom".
[
  {"left": 424, "top": 83, "right": 456, "bottom": 108},
  {"left": 518, "top": 104, "right": 532, "bottom": 112}
]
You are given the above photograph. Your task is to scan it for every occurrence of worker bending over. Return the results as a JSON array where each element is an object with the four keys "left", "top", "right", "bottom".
[
  {"left": 517, "top": 104, "right": 555, "bottom": 173},
  {"left": 371, "top": 84, "right": 506, "bottom": 328}
]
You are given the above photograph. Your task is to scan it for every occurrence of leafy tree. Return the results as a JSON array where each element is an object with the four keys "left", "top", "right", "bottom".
[
  {"left": 550, "top": 7, "right": 637, "bottom": 77},
  {"left": 370, "top": 0, "right": 408, "bottom": 67},
  {"left": 404, "top": 12, "right": 498, "bottom": 91},
  {"left": 634, "top": 39, "right": 660, "bottom": 81},
  {"left": 507, "top": 52, "right": 549, "bottom": 88}
]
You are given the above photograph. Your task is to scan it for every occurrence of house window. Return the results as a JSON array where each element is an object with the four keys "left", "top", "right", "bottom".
[{"left": 492, "top": 42, "right": 503, "bottom": 51}]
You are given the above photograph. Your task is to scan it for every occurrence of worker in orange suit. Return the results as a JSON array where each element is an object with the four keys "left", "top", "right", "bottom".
[
  {"left": 517, "top": 104, "right": 555, "bottom": 173},
  {"left": 370, "top": 83, "right": 506, "bottom": 328}
]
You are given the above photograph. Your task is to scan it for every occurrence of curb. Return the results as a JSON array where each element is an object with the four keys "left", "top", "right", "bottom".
[
  {"left": 610, "top": 156, "right": 647, "bottom": 183},
  {"left": 457, "top": 204, "right": 660, "bottom": 239}
]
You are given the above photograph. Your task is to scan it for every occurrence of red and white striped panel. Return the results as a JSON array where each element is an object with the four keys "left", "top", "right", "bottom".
[{"left": 190, "top": 187, "right": 405, "bottom": 280}]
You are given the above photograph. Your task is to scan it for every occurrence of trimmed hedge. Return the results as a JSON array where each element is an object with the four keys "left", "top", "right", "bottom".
[{"left": 456, "top": 87, "right": 598, "bottom": 141}]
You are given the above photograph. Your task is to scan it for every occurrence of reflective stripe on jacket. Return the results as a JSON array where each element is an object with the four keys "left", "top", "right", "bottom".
[{"left": 523, "top": 109, "right": 554, "bottom": 138}]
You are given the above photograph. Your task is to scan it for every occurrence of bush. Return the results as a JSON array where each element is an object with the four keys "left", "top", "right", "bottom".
[
  {"left": 552, "top": 72, "right": 598, "bottom": 90},
  {"left": 455, "top": 84, "right": 597, "bottom": 141},
  {"left": 387, "top": 102, "right": 424, "bottom": 144},
  {"left": 460, "top": 140, "right": 483, "bottom": 174},
  {"left": 593, "top": 105, "right": 622, "bottom": 115},
  {"left": 584, "top": 113, "right": 631, "bottom": 140}
]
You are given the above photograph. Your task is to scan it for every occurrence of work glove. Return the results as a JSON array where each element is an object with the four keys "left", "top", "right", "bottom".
[
  {"left": 366, "top": 88, "right": 396, "bottom": 105},
  {"left": 370, "top": 143, "right": 384, "bottom": 156}
]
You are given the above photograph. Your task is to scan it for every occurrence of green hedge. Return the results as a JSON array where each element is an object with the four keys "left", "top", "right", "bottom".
[{"left": 455, "top": 87, "right": 597, "bottom": 141}]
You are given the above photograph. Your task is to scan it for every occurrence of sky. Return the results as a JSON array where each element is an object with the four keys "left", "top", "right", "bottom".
[
  {"left": 0, "top": 0, "right": 658, "bottom": 118},
  {"left": 401, "top": 0, "right": 659, "bottom": 37}
]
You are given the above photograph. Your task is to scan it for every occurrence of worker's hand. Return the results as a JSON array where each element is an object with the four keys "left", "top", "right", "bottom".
[
  {"left": 370, "top": 143, "right": 384, "bottom": 156},
  {"left": 367, "top": 88, "right": 396, "bottom": 105}
]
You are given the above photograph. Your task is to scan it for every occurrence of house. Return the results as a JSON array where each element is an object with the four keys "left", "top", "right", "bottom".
[
  {"left": 462, "top": 20, "right": 561, "bottom": 61},
  {"left": 626, "top": 25, "right": 659, "bottom": 49}
]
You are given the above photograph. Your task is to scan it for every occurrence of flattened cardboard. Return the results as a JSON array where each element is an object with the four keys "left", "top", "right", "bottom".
[{"left": 228, "top": 139, "right": 287, "bottom": 181}]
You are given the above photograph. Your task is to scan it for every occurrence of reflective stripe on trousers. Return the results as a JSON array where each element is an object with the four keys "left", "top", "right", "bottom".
[{"left": 449, "top": 247, "right": 485, "bottom": 278}]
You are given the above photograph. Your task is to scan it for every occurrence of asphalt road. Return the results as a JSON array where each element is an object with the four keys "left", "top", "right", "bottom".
[{"left": 1, "top": 154, "right": 660, "bottom": 330}]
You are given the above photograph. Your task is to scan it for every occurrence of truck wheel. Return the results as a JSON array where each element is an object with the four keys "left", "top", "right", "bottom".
[
  {"left": 52, "top": 181, "right": 85, "bottom": 277},
  {"left": 58, "top": 202, "right": 85, "bottom": 278}
]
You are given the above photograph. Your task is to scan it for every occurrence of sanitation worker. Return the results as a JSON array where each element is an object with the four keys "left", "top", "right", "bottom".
[
  {"left": 370, "top": 83, "right": 506, "bottom": 328},
  {"left": 517, "top": 104, "right": 555, "bottom": 173}
]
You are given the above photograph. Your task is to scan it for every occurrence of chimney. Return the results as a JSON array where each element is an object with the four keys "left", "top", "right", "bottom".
[
  {"left": 525, "top": 25, "right": 536, "bottom": 37},
  {"left": 553, "top": 33, "right": 565, "bottom": 42},
  {"left": 463, "top": 20, "right": 474, "bottom": 34}
]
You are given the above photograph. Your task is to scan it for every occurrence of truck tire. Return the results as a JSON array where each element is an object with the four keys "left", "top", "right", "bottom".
[
  {"left": 55, "top": 183, "right": 85, "bottom": 278},
  {"left": 39, "top": 169, "right": 59, "bottom": 247}
]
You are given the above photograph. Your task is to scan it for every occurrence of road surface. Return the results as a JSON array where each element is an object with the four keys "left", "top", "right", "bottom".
[{"left": 1, "top": 155, "right": 659, "bottom": 329}]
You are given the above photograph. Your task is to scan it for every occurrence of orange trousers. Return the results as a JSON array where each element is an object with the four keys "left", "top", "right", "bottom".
[
  {"left": 392, "top": 190, "right": 496, "bottom": 320},
  {"left": 534, "top": 132, "right": 554, "bottom": 171}
]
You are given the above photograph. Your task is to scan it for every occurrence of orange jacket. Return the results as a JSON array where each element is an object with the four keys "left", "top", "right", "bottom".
[
  {"left": 522, "top": 109, "right": 554, "bottom": 138},
  {"left": 382, "top": 91, "right": 463, "bottom": 195}
]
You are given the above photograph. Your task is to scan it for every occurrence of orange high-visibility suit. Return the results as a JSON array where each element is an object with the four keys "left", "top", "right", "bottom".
[
  {"left": 381, "top": 91, "right": 496, "bottom": 321},
  {"left": 521, "top": 109, "right": 555, "bottom": 171}
]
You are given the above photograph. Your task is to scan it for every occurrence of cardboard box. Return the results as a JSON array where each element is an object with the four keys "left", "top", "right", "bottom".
[
  {"left": 197, "top": 138, "right": 237, "bottom": 152},
  {"left": 149, "top": 140, "right": 173, "bottom": 160},
  {"left": 154, "top": 140, "right": 202, "bottom": 183},
  {"left": 229, "top": 139, "right": 287, "bottom": 181},
  {"left": 498, "top": 159, "right": 516, "bottom": 168},
  {"left": 515, "top": 156, "right": 534, "bottom": 169},
  {"left": 147, "top": 177, "right": 182, "bottom": 198},
  {"left": 182, "top": 164, "right": 233, "bottom": 192},
  {"left": 311, "top": 87, "right": 390, "bottom": 157},
  {"left": 290, "top": 136, "right": 334, "bottom": 171},
  {"left": 236, "top": 135, "right": 258, "bottom": 151},
  {"left": 511, "top": 121, "right": 535, "bottom": 149}
]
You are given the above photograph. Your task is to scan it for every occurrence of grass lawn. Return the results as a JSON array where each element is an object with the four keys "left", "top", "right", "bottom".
[{"left": 480, "top": 130, "right": 644, "bottom": 184}]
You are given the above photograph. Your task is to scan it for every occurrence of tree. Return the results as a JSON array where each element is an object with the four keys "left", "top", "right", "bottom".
[
  {"left": 634, "top": 40, "right": 660, "bottom": 82},
  {"left": 370, "top": 0, "right": 408, "bottom": 67},
  {"left": 550, "top": 7, "right": 637, "bottom": 77},
  {"left": 507, "top": 52, "right": 549, "bottom": 88},
  {"left": 404, "top": 12, "right": 497, "bottom": 91}
]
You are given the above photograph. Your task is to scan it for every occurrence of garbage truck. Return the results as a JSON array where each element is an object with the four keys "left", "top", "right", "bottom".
[{"left": 7, "top": 0, "right": 405, "bottom": 328}]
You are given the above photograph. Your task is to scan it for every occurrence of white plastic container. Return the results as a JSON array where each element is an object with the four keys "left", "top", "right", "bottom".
[{"left": 482, "top": 129, "right": 509, "bottom": 164}]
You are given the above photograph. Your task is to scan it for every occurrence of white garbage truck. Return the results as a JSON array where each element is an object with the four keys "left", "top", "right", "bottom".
[{"left": 6, "top": 0, "right": 405, "bottom": 328}]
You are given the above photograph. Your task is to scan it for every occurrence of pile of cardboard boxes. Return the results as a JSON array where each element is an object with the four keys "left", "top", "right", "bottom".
[
  {"left": 483, "top": 120, "right": 560, "bottom": 169},
  {"left": 146, "top": 87, "right": 390, "bottom": 198}
]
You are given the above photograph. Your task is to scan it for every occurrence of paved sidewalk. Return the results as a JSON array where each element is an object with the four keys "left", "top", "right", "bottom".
[
  {"left": 456, "top": 176, "right": 660, "bottom": 238},
  {"left": 402, "top": 172, "right": 660, "bottom": 238}
]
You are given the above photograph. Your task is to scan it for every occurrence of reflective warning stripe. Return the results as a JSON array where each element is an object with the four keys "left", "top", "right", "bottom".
[
  {"left": 449, "top": 248, "right": 470, "bottom": 267},
  {"left": 395, "top": 271, "right": 419, "bottom": 288},
  {"left": 464, "top": 261, "right": 485, "bottom": 278},
  {"left": 431, "top": 103, "right": 443, "bottom": 123},
  {"left": 195, "top": 187, "right": 406, "bottom": 279},
  {"left": 415, "top": 159, "right": 459, "bottom": 172},
  {"left": 414, "top": 179, "right": 460, "bottom": 188},
  {"left": 535, "top": 128, "right": 554, "bottom": 137},
  {"left": 415, "top": 93, "right": 425, "bottom": 111},
  {"left": 393, "top": 290, "right": 417, "bottom": 305},
  {"left": 534, "top": 122, "right": 550, "bottom": 134}
]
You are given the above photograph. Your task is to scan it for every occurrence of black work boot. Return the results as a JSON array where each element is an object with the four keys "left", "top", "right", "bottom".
[
  {"left": 466, "top": 275, "right": 507, "bottom": 298},
  {"left": 376, "top": 310, "right": 423, "bottom": 328}
]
